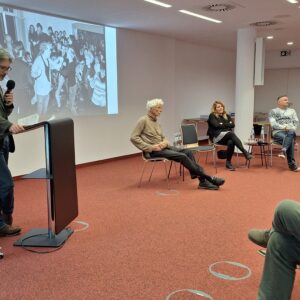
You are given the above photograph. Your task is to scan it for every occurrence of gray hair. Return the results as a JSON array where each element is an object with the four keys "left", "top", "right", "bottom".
[
  {"left": 0, "top": 48, "right": 13, "bottom": 63},
  {"left": 146, "top": 98, "right": 164, "bottom": 111}
]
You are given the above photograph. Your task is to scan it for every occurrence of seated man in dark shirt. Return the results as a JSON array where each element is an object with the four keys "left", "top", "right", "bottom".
[{"left": 130, "top": 98, "right": 225, "bottom": 190}]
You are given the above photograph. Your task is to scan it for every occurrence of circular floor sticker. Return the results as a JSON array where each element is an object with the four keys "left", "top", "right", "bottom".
[
  {"left": 72, "top": 220, "right": 90, "bottom": 232},
  {"left": 209, "top": 261, "right": 252, "bottom": 281},
  {"left": 166, "top": 289, "right": 213, "bottom": 300},
  {"left": 156, "top": 189, "right": 179, "bottom": 196}
]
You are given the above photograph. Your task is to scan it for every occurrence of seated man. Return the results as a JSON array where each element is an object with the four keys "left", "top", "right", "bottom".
[
  {"left": 248, "top": 199, "right": 300, "bottom": 300},
  {"left": 130, "top": 98, "right": 225, "bottom": 190},
  {"left": 269, "top": 95, "right": 300, "bottom": 172}
]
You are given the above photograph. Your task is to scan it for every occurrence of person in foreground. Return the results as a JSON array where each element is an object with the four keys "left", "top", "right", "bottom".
[
  {"left": 130, "top": 98, "right": 225, "bottom": 190},
  {"left": 248, "top": 199, "right": 300, "bottom": 300},
  {"left": 0, "top": 48, "right": 24, "bottom": 236},
  {"left": 269, "top": 95, "right": 300, "bottom": 172},
  {"left": 207, "top": 101, "right": 252, "bottom": 171}
]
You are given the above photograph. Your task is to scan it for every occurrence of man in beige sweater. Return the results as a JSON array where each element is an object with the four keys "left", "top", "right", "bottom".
[{"left": 130, "top": 98, "right": 225, "bottom": 190}]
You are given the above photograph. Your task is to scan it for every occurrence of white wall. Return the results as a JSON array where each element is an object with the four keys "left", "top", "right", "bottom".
[
  {"left": 255, "top": 49, "right": 300, "bottom": 135},
  {"left": 265, "top": 49, "right": 300, "bottom": 69},
  {"left": 255, "top": 68, "right": 300, "bottom": 135},
  {"left": 174, "top": 40, "right": 236, "bottom": 125},
  {"left": 10, "top": 29, "right": 236, "bottom": 176}
]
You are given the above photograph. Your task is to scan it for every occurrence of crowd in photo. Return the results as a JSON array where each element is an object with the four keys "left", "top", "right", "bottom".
[{"left": 1, "top": 22, "right": 107, "bottom": 121}]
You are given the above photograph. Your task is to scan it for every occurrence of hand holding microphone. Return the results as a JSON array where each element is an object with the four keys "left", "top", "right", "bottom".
[{"left": 4, "top": 80, "right": 15, "bottom": 106}]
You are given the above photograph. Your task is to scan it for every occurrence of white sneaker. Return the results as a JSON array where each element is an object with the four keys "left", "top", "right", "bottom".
[{"left": 278, "top": 151, "right": 286, "bottom": 159}]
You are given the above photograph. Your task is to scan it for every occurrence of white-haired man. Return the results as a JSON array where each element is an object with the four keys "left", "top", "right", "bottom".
[{"left": 130, "top": 99, "right": 225, "bottom": 190}]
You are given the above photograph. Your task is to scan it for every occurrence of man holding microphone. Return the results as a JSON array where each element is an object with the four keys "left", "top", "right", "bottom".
[{"left": 0, "top": 48, "right": 24, "bottom": 236}]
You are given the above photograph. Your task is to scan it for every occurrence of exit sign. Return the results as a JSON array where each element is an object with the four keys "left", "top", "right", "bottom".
[{"left": 280, "top": 50, "right": 291, "bottom": 56}]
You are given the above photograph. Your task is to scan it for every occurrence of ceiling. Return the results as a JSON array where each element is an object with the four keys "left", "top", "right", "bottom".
[{"left": 2, "top": 0, "right": 300, "bottom": 51}]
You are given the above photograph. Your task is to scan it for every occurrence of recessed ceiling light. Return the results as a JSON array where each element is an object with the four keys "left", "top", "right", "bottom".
[
  {"left": 286, "top": 0, "right": 298, "bottom": 3},
  {"left": 144, "top": 0, "right": 172, "bottom": 8},
  {"left": 179, "top": 10, "right": 222, "bottom": 24},
  {"left": 287, "top": 41, "right": 294, "bottom": 45},
  {"left": 266, "top": 36, "right": 274, "bottom": 39}
]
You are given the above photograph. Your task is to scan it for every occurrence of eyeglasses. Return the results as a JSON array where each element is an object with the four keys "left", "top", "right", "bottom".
[{"left": 0, "top": 65, "right": 12, "bottom": 72}]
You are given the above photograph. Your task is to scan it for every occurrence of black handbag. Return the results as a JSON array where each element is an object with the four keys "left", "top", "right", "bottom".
[{"left": 217, "top": 150, "right": 227, "bottom": 159}]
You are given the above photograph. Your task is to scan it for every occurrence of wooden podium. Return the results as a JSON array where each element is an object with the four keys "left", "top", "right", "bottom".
[{"left": 14, "top": 118, "right": 78, "bottom": 247}]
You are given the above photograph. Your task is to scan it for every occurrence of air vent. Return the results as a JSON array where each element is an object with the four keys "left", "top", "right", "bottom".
[
  {"left": 274, "top": 14, "right": 291, "bottom": 19},
  {"left": 250, "top": 20, "right": 278, "bottom": 27},
  {"left": 202, "top": 3, "right": 235, "bottom": 12}
]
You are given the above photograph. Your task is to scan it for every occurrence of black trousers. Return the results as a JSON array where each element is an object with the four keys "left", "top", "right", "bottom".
[
  {"left": 149, "top": 147, "right": 211, "bottom": 182},
  {"left": 217, "top": 132, "right": 247, "bottom": 161}
]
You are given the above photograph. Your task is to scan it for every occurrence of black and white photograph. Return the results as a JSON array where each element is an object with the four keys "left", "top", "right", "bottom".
[{"left": 0, "top": 5, "right": 109, "bottom": 123}]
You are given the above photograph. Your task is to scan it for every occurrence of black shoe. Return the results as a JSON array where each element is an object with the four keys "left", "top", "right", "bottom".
[
  {"left": 0, "top": 224, "right": 21, "bottom": 237},
  {"left": 209, "top": 176, "right": 225, "bottom": 186},
  {"left": 226, "top": 161, "right": 235, "bottom": 171},
  {"left": 198, "top": 180, "right": 219, "bottom": 190},
  {"left": 245, "top": 152, "right": 253, "bottom": 160},
  {"left": 289, "top": 165, "right": 300, "bottom": 172},
  {"left": 248, "top": 229, "right": 270, "bottom": 248}
]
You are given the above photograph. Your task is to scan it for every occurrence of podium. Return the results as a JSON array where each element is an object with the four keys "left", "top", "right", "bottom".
[{"left": 14, "top": 118, "right": 78, "bottom": 247}]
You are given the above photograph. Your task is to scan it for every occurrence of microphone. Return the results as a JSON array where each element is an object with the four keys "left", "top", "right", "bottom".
[
  {"left": 6, "top": 80, "right": 15, "bottom": 93},
  {"left": 4, "top": 80, "right": 15, "bottom": 106}
]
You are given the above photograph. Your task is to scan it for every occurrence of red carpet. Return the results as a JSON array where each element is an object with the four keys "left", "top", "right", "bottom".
[{"left": 1, "top": 152, "right": 300, "bottom": 299}]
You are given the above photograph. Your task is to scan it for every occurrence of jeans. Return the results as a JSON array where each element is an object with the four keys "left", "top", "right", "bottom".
[
  {"left": 273, "top": 130, "right": 296, "bottom": 167},
  {"left": 0, "top": 136, "right": 14, "bottom": 228},
  {"left": 258, "top": 200, "right": 300, "bottom": 300},
  {"left": 149, "top": 147, "right": 212, "bottom": 182}
]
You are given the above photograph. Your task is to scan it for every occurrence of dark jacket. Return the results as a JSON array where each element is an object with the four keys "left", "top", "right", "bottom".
[
  {"left": 207, "top": 113, "right": 235, "bottom": 140},
  {"left": 0, "top": 89, "right": 14, "bottom": 150}
]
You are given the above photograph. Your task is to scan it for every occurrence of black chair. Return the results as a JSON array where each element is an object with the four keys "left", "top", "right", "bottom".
[{"left": 181, "top": 124, "right": 216, "bottom": 172}]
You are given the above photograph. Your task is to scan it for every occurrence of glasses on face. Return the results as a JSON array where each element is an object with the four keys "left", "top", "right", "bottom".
[{"left": 0, "top": 65, "right": 12, "bottom": 72}]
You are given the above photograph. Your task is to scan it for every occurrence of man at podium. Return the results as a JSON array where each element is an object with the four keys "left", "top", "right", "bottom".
[{"left": 0, "top": 48, "right": 24, "bottom": 236}]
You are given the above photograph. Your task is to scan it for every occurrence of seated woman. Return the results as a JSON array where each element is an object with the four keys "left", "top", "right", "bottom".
[{"left": 207, "top": 101, "right": 252, "bottom": 170}]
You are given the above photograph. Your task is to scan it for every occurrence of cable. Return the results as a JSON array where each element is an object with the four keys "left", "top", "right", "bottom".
[{"left": 20, "top": 233, "right": 66, "bottom": 254}]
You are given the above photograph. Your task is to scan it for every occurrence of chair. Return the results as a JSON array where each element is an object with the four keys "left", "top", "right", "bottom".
[
  {"left": 181, "top": 124, "right": 217, "bottom": 172},
  {"left": 270, "top": 140, "right": 299, "bottom": 166},
  {"left": 138, "top": 152, "right": 176, "bottom": 189},
  {"left": 267, "top": 126, "right": 299, "bottom": 167}
]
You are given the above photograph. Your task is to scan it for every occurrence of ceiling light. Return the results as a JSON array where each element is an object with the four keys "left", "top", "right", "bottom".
[
  {"left": 266, "top": 36, "right": 274, "bottom": 39},
  {"left": 144, "top": 0, "right": 172, "bottom": 8},
  {"left": 179, "top": 10, "right": 222, "bottom": 24},
  {"left": 286, "top": 0, "right": 298, "bottom": 3},
  {"left": 287, "top": 41, "right": 294, "bottom": 45}
]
